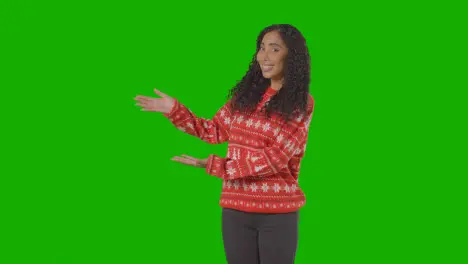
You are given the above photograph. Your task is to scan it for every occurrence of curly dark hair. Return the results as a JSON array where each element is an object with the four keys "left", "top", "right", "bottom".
[{"left": 227, "top": 24, "right": 311, "bottom": 123}]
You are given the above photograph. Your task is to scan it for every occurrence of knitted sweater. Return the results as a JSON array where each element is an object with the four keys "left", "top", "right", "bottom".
[{"left": 163, "top": 87, "right": 314, "bottom": 213}]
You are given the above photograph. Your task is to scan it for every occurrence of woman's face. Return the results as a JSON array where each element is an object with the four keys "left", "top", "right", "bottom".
[{"left": 256, "top": 30, "right": 288, "bottom": 80}]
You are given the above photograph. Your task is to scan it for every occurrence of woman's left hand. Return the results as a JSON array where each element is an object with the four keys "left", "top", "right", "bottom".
[{"left": 171, "top": 154, "right": 208, "bottom": 168}]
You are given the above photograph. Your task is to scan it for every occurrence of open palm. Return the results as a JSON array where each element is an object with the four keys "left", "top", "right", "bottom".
[{"left": 135, "top": 89, "right": 175, "bottom": 113}]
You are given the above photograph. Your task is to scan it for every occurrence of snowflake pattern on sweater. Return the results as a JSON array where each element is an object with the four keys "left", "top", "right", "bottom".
[{"left": 163, "top": 87, "right": 314, "bottom": 213}]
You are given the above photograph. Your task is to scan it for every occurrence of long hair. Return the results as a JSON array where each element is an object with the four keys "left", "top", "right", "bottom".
[{"left": 227, "top": 24, "right": 311, "bottom": 123}]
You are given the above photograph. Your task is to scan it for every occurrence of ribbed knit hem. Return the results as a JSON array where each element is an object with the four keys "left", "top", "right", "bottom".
[
  {"left": 205, "top": 154, "right": 225, "bottom": 179},
  {"left": 163, "top": 99, "right": 180, "bottom": 118},
  {"left": 219, "top": 197, "right": 306, "bottom": 214}
]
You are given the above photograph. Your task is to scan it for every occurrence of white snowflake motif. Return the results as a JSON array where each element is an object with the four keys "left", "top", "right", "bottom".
[
  {"left": 273, "top": 183, "right": 281, "bottom": 193},
  {"left": 262, "top": 123, "right": 271, "bottom": 132},
  {"left": 178, "top": 127, "right": 186, "bottom": 132},
  {"left": 227, "top": 167, "right": 236, "bottom": 177},
  {"left": 236, "top": 115, "right": 244, "bottom": 124},
  {"left": 254, "top": 120, "right": 262, "bottom": 129},
  {"left": 287, "top": 204, "right": 291, "bottom": 208},
  {"left": 233, "top": 181, "right": 240, "bottom": 190},
  {"left": 220, "top": 109, "right": 225, "bottom": 117},
  {"left": 224, "top": 117, "right": 231, "bottom": 125},
  {"left": 246, "top": 119, "right": 254, "bottom": 128},
  {"left": 262, "top": 183, "right": 269, "bottom": 192},
  {"left": 285, "top": 140, "right": 292, "bottom": 149},
  {"left": 246, "top": 203, "right": 250, "bottom": 207},
  {"left": 276, "top": 134, "right": 284, "bottom": 143},
  {"left": 186, "top": 122, "right": 194, "bottom": 129},
  {"left": 250, "top": 155, "right": 260, "bottom": 162},
  {"left": 254, "top": 165, "right": 267, "bottom": 173},
  {"left": 250, "top": 183, "right": 258, "bottom": 192},
  {"left": 273, "top": 205, "right": 277, "bottom": 209},
  {"left": 284, "top": 184, "right": 291, "bottom": 193},
  {"left": 243, "top": 183, "right": 249, "bottom": 191},
  {"left": 226, "top": 180, "right": 232, "bottom": 189},
  {"left": 234, "top": 201, "right": 238, "bottom": 205},
  {"left": 265, "top": 203, "right": 270, "bottom": 208},
  {"left": 274, "top": 127, "right": 281, "bottom": 136},
  {"left": 291, "top": 184, "right": 297, "bottom": 193},
  {"left": 295, "top": 148, "right": 302, "bottom": 155},
  {"left": 280, "top": 203, "right": 284, "bottom": 207}
]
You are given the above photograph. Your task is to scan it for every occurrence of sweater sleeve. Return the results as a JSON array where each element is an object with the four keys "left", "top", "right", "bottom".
[
  {"left": 163, "top": 98, "right": 233, "bottom": 144},
  {"left": 205, "top": 110, "right": 313, "bottom": 180}
]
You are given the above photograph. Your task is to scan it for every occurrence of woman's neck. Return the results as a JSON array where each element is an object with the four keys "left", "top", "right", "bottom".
[{"left": 270, "top": 78, "right": 284, "bottom": 91}]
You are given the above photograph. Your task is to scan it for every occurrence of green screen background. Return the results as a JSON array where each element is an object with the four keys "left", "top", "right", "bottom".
[{"left": 1, "top": 1, "right": 465, "bottom": 264}]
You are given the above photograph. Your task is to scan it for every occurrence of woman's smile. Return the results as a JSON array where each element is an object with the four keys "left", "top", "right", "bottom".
[{"left": 262, "top": 64, "right": 274, "bottom": 72}]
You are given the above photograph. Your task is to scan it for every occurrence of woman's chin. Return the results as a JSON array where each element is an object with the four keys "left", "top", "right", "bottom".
[{"left": 262, "top": 72, "right": 273, "bottom": 79}]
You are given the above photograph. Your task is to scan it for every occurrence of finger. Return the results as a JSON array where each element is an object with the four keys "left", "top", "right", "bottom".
[
  {"left": 172, "top": 156, "right": 197, "bottom": 166},
  {"left": 172, "top": 157, "right": 189, "bottom": 165},
  {"left": 135, "top": 98, "right": 151, "bottom": 104},
  {"left": 172, "top": 156, "right": 205, "bottom": 168},
  {"left": 136, "top": 101, "right": 149, "bottom": 108},
  {"left": 135, "top": 96, "right": 154, "bottom": 103},
  {"left": 181, "top": 154, "right": 198, "bottom": 161},
  {"left": 136, "top": 101, "right": 153, "bottom": 107},
  {"left": 174, "top": 157, "right": 195, "bottom": 164},
  {"left": 154, "top": 88, "right": 168, "bottom": 98},
  {"left": 141, "top": 107, "right": 158, "bottom": 112},
  {"left": 171, "top": 156, "right": 185, "bottom": 163},
  {"left": 140, "top": 106, "right": 162, "bottom": 112}
]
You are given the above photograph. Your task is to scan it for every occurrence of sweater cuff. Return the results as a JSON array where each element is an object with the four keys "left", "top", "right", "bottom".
[
  {"left": 163, "top": 99, "right": 180, "bottom": 119},
  {"left": 206, "top": 154, "right": 225, "bottom": 179}
]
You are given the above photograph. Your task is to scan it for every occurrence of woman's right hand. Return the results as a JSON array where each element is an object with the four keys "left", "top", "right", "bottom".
[{"left": 135, "top": 89, "right": 175, "bottom": 114}]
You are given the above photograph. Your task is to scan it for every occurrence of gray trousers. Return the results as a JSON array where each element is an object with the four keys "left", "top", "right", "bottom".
[{"left": 221, "top": 208, "right": 300, "bottom": 264}]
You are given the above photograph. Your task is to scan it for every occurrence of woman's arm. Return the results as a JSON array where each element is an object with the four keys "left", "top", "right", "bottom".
[{"left": 163, "top": 99, "right": 233, "bottom": 144}]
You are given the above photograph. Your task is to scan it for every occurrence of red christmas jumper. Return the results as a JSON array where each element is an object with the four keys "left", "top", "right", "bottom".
[{"left": 164, "top": 87, "right": 314, "bottom": 213}]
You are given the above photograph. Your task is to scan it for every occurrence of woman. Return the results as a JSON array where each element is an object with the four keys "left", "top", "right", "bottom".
[{"left": 135, "top": 24, "right": 314, "bottom": 264}]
